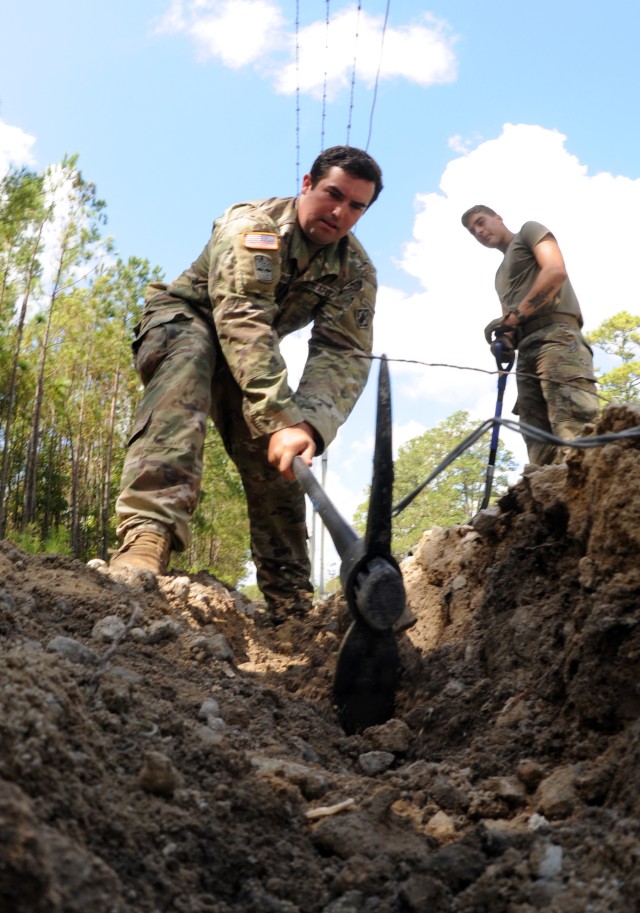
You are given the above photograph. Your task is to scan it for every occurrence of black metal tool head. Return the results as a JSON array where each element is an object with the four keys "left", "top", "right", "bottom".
[
  {"left": 292, "top": 356, "right": 407, "bottom": 733},
  {"left": 333, "top": 621, "right": 401, "bottom": 734},
  {"left": 340, "top": 355, "right": 406, "bottom": 632},
  {"left": 365, "top": 354, "right": 393, "bottom": 557}
]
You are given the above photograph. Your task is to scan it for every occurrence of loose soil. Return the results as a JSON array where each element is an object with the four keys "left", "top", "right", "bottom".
[{"left": 2, "top": 404, "right": 640, "bottom": 913}]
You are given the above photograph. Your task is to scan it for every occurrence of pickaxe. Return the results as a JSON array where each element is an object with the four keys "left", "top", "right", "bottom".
[{"left": 293, "top": 356, "right": 406, "bottom": 734}]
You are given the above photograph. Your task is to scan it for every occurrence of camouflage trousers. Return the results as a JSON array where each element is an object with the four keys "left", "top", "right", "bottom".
[
  {"left": 514, "top": 323, "right": 600, "bottom": 465},
  {"left": 115, "top": 308, "right": 312, "bottom": 610}
]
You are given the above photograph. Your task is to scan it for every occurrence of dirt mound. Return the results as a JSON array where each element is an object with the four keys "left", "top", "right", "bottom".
[{"left": 2, "top": 404, "right": 640, "bottom": 913}]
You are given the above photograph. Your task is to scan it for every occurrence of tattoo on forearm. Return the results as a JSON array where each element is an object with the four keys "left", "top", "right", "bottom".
[{"left": 528, "top": 285, "right": 556, "bottom": 310}]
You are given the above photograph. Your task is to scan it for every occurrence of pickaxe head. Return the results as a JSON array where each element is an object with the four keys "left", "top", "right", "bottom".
[{"left": 293, "top": 355, "right": 406, "bottom": 733}]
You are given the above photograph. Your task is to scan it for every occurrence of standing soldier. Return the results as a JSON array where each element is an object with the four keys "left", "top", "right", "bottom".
[
  {"left": 111, "top": 146, "right": 383, "bottom": 623},
  {"left": 462, "top": 205, "right": 599, "bottom": 465}
]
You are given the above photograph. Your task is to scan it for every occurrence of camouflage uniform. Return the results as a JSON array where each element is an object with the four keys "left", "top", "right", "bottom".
[
  {"left": 496, "top": 221, "right": 599, "bottom": 465},
  {"left": 116, "top": 195, "right": 376, "bottom": 612}
]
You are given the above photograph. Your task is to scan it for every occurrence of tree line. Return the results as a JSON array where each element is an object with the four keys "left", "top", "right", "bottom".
[
  {"left": 0, "top": 156, "right": 250, "bottom": 584},
  {"left": 2, "top": 156, "right": 638, "bottom": 581}
]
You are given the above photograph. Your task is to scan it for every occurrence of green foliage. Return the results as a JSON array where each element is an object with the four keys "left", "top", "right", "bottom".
[
  {"left": 240, "top": 583, "right": 263, "bottom": 602},
  {"left": 42, "top": 526, "right": 73, "bottom": 555},
  {"left": 355, "top": 410, "right": 516, "bottom": 558},
  {"left": 321, "top": 575, "right": 342, "bottom": 595},
  {"left": 0, "top": 166, "right": 47, "bottom": 407},
  {"left": 586, "top": 311, "right": 640, "bottom": 403},
  {"left": 0, "top": 165, "right": 46, "bottom": 309},
  {"left": 8, "top": 523, "right": 72, "bottom": 556},
  {"left": 0, "top": 153, "right": 251, "bottom": 581}
]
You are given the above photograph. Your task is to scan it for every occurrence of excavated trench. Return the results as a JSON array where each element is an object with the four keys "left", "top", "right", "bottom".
[{"left": 1, "top": 404, "right": 640, "bottom": 912}]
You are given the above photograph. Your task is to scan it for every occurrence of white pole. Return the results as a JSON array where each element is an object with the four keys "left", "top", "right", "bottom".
[
  {"left": 319, "top": 449, "right": 328, "bottom": 593},
  {"left": 310, "top": 496, "right": 316, "bottom": 584}
]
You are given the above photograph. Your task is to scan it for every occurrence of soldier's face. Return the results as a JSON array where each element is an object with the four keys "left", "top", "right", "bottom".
[
  {"left": 466, "top": 212, "right": 508, "bottom": 248},
  {"left": 298, "top": 166, "right": 375, "bottom": 245}
]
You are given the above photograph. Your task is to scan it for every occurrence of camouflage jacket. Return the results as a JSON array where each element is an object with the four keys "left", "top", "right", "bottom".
[{"left": 143, "top": 196, "right": 377, "bottom": 451}]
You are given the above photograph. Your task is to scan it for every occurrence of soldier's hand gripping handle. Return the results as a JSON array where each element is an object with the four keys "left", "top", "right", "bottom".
[
  {"left": 484, "top": 316, "right": 512, "bottom": 344},
  {"left": 268, "top": 422, "right": 316, "bottom": 481}
]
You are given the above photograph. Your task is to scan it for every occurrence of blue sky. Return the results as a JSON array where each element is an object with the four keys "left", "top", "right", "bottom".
[{"left": 2, "top": 0, "right": 640, "bottom": 579}]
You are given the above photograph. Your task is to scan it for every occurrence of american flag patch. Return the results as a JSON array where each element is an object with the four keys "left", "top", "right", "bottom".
[{"left": 243, "top": 231, "right": 279, "bottom": 250}]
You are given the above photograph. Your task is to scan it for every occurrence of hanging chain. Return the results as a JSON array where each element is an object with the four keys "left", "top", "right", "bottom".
[
  {"left": 295, "top": 0, "right": 301, "bottom": 191},
  {"left": 321, "top": 0, "right": 330, "bottom": 151}
]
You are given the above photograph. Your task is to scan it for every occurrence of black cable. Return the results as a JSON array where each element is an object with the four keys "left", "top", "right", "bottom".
[
  {"left": 366, "top": 0, "right": 391, "bottom": 151},
  {"left": 351, "top": 352, "right": 612, "bottom": 405},
  {"left": 497, "top": 417, "right": 640, "bottom": 449},
  {"left": 391, "top": 419, "right": 495, "bottom": 517},
  {"left": 392, "top": 417, "right": 640, "bottom": 517}
]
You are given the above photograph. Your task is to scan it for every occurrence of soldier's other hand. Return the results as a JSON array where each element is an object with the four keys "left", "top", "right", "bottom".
[
  {"left": 484, "top": 316, "right": 511, "bottom": 344},
  {"left": 268, "top": 422, "right": 317, "bottom": 481}
]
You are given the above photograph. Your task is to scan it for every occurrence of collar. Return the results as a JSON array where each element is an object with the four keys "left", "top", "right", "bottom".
[{"left": 288, "top": 218, "right": 342, "bottom": 275}]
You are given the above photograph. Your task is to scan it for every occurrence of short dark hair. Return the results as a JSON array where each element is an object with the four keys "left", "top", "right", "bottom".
[
  {"left": 461, "top": 204, "right": 497, "bottom": 228},
  {"left": 309, "top": 146, "right": 383, "bottom": 206}
]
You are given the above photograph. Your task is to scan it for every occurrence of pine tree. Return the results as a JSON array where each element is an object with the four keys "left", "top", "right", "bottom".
[
  {"left": 586, "top": 311, "right": 640, "bottom": 403},
  {"left": 22, "top": 156, "right": 107, "bottom": 528}
]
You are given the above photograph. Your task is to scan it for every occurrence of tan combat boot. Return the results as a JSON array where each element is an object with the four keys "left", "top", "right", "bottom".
[{"left": 110, "top": 527, "right": 171, "bottom": 575}]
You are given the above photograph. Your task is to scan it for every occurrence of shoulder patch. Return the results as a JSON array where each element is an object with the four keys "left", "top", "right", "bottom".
[
  {"left": 253, "top": 254, "right": 274, "bottom": 283},
  {"left": 243, "top": 231, "right": 279, "bottom": 251}
]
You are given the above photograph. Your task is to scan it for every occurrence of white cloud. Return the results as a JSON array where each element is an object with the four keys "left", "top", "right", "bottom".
[
  {"left": 376, "top": 13, "right": 457, "bottom": 87},
  {"left": 276, "top": 8, "right": 456, "bottom": 99},
  {"left": 153, "top": 2, "right": 457, "bottom": 96},
  {"left": 372, "top": 281, "right": 499, "bottom": 421},
  {"left": 393, "top": 418, "right": 428, "bottom": 456},
  {"left": 278, "top": 328, "right": 310, "bottom": 390},
  {"left": 0, "top": 119, "right": 36, "bottom": 177},
  {"left": 154, "top": 0, "right": 286, "bottom": 66},
  {"left": 153, "top": 0, "right": 187, "bottom": 34}
]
